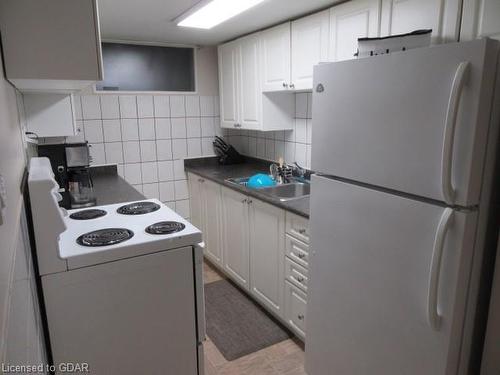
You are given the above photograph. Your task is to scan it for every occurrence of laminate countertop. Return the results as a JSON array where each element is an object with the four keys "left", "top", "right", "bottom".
[
  {"left": 184, "top": 157, "right": 310, "bottom": 218},
  {"left": 90, "top": 166, "right": 145, "bottom": 206}
]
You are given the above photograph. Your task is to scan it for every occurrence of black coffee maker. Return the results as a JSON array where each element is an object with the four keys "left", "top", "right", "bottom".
[{"left": 37, "top": 142, "right": 96, "bottom": 209}]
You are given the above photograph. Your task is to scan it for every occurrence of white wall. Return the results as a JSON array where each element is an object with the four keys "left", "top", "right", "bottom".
[
  {"left": 196, "top": 46, "right": 219, "bottom": 96},
  {"left": 0, "top": 49, "right": 46, "bottom": 367}
]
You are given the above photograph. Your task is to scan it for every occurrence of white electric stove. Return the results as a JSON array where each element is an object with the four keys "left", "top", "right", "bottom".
[{"left": 28, "top": 157, "right": 205, "bottom": 375}]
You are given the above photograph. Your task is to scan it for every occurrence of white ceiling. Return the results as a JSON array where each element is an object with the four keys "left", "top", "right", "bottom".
[{"left": 98, "top": 0, "right": 344, "bottom": 46}]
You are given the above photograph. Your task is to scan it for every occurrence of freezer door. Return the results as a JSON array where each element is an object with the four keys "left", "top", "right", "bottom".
[
  {"left": 312, "top": 38, "right": 499, "bottom": 206},
  {"left": 305, "top": 175, "right": 479, "bottom": 375}
]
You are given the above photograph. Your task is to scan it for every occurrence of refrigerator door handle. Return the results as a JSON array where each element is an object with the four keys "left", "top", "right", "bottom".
[
  {"left": 441, "top": 61, "right": 470, "bottom": 205},
  {"left": 427, "top": 208, "right": 454, "bottom": 331}
]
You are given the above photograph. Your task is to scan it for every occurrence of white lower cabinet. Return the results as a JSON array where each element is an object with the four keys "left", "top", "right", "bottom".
[
  {"left": 284, "top": 281, "right": 307, "bottom": 340},
  {"left": 188, "top": 174, "right": 223, "bottom": 268},
  {"left": 203, "top": 179, "right": 223, "bottom": 266},
  {"left": 188, "top": 174, "right": 309, "bottom": 339},
  {"left": 221, "top": 187, "right": 251, "bottom": 290},
  {"left": 249, "top": 198, "right": 285, "bottom": 317}
]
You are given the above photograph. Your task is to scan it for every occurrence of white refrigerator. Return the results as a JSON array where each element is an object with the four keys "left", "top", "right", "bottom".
[{"left": 305, "top": 38, "right": 500, "bottom": 375}]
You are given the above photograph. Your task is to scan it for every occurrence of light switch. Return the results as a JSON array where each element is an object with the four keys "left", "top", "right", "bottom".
[{"left": 0, "top": 173, "right": 6, "bottom": 225}]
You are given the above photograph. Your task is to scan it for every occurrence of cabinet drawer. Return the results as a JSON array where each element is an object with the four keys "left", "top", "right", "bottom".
[
  {"left": 285, "top": 257, "right": 308, "bottom": 292},
  {"left": 284, "top": 280, "right": 307, "bottom": 340},
  {"left": 285, "top": 234, "right": 309, "bottom": 269},
  {"left": 285, "top": 213, "right": 309, "bottom": 243}
]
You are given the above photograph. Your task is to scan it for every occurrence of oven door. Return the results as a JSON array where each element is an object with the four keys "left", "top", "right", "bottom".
[{"left": 194, "top": 243, "right": 206, "bottom": 375}]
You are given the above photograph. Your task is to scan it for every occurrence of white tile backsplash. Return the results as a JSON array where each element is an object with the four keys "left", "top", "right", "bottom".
[
  {"left": 228, "top": 92, "right": 313, "bottom": 168},
  {"left": 186, "top": 117, "right": 201, "bottom": 138},
  {"left": 159, "top": 181, "right": 175, "bottom": 201},
  {"left": 119, "top": 96, "right": 137, "bottom": 118},
  {"left": 156, "top": 139, "right": 173, "bottom": 161},
  {"left": 187, "top": 138, "right": 202, "bottom": 157},
  {"left": 153, "top": 95, "right": 170, "bottom": 118},
  {"left": 124, "top": 163, "right": 142, "bottom": 185},
  {"left": 138, "top": 118, "right": 155, "bottom": 140},
  {"left": 140, "top": 140, "right": 157, "bottom": 162},
  {"left": 201, "top": 117, "right": 215, "bottom": 138},
  {"left": 104, "top": 142, "right": 124, "bottom": 164},
  {"left": 121, "top": 119, "right": 139, "bottom": 141},
  {"left": 185, "top": 96, "right": 200, "bottom": 117},
  {"left": 123, "top": 141, "right": 141, "bottom": 163},
  {"left": 171, "top": 117, "right": 187, "bottom": 139},
  {"left": 71, "top": 93, "right": 218, "bottom": 219},
  {"left": 155, "top": 118, "right": 171, "bottom": 139},
  {"left": 83, "top": 120, "right": 104, "bottom": 143},
  {"left": 100, "top": 95, "right": 120, "bottom": 119},
  {"left": 170, "top": 96, "right": 186, "bottom": 117},
  {"left": 102, "top": 119, "right": 122, "bottom": 142},
  {"left": 158, "top": 160, "right": 174, "bottom": 181},
  {"left": 142, "top": 183, "right": 160, "bottom": 200},
  {"left": 81, "top": 95, "right": 101, "bottom": 119},
  {"left": 137, "top": 95, "right": 154, "bottom": 118},
  {"left": 172, "top": 139, "right": 188, "bottom": 159},
  {"left": 141, "top": 162, "right": 158, "bottom": 183}
]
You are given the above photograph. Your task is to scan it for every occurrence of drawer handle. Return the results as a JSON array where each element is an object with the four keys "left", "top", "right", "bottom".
[
  {"left": 296, "top": 228, "right": 306, "bottom": 235},
  {"left": 296, "top": 276, "right": 305, "bottom": 283},
  {"left": 297, "top": 253, "right": 306, "bottom": 259},
  {"left": 298, "top": 314, "right": 305, "bottom": 321}
]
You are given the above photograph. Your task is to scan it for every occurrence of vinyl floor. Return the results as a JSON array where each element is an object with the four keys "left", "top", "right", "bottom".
[{"left": 203, "top": 261, "right": 307, "bottom": 375}]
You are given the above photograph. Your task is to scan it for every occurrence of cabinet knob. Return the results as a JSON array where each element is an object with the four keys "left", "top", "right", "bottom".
[
  {"left": 297, "top": 276, "right": 305, "bottom": 283},
  {"left": 242, "top": 198, "right": 247, "bottom": 203},
  {"left": 247, "top": 199, "right": 252, "bottom": 204},
  {"left": 289, "top": 83, "right": 295, "bottom": 89},
  {"left": 298, "top": 228, "right": 306, "bottom": 234},
  {"left": 297, "top": 253, "right": 305, "bottom": 259},
  {"left": 234, "top": 123, "right": 241, "bottom": 128},
  {"left": 298, "top": 314, "right": 305, "bottom": 321},
  {"left": 282, "top": 82, "right": 289, "bottom": 88}
]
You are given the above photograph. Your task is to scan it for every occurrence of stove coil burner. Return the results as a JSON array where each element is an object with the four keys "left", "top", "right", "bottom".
[
  {"left": 117, "top": 201, "right": 161, "bottom": 215},
  {"left": 77, "top": 228, "right": 134, "bottom": 247},
  {"left": 145, "top": 221, "right": 186, "bottom": 235},
  {"left": 69, "top": 209, "right": 107, "bottom": 220}
]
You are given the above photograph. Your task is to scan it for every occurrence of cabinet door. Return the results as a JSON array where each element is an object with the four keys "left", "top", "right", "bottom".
[
  {"left": 218, "top": 41, "right": 239, "bottom": 129},
  {"left": 260, "top": 23, "right": 292, "bottom": 91},
  {"left": 380, "top": 0, "right": 462, "bottom": 43},
  {"left": 238, "top": 35, "right": 262, "bottom": 130},
  {"left": 221, "top": 187, "right": 250, "bottom": 290},
  {"left": 461, "top": 0, "right": 500, "bottom": 41},
  {"left": 187, "top": 173, "right": 203, "bottom": 231},
  {"left": 329, "top": 0, "right": 381, "bottom": 62},
  {"left": 291, "top": 10, "right": 330, "bottom": 90},
  {"left": 202, "top": 179, "right": 223, "bottom": 267},
  {"left": 249, "top": 199, "right": 285, "bottom": 317}
]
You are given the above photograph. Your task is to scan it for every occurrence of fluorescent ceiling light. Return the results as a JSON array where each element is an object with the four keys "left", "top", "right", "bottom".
[{"left": 177, "top": 0, "right": 266, "bottom": 29}]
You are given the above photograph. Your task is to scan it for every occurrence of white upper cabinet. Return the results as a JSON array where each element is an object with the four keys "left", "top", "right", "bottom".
[
  {"left": 291, "top": 10, "right": 330, "bottom": 91},
  {"left": 238, "top": 34, "right": 262, "bottom": 130},
  {"left": 380, "top": 0, "right": 462, "bottom": 43},
  {"left": 0, "top": 0, "right": 103, "bottom": 93},
  {"left": 260, "top": 23, "right": 292, "bottom": 91},
  {"left": 218, "top": 41, "right": 240, "bottom": 129},
  {"left": 329, "top": 0, "right": 381, "bottom": 62},
  {"left": 218, "top": 35, "right": 294, "bottom": 131},
  {"left": 461, "top": 0, "right": 500, "bottom": 41}
]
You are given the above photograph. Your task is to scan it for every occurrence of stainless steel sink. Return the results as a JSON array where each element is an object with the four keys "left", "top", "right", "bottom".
[
  {"left": 225, "top": 176, "right": 310, "bottom": 202},
  {"left": 260, "top": 182, "right": 310, "bottom": 201}
]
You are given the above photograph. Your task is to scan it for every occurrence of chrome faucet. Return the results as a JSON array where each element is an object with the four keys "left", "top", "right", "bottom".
[{"left": 293, "top": 162, "right": 306, "bottom": 179}]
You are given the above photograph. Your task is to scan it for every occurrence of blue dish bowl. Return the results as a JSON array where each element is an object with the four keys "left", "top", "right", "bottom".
[{"left": 247, "top": 174, "right": 276, "bottom": 189}]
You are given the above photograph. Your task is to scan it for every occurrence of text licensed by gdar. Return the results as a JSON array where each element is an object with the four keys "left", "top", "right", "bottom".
[{"left": 2, "top": 362, "right": 90, "bottom": 373}]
